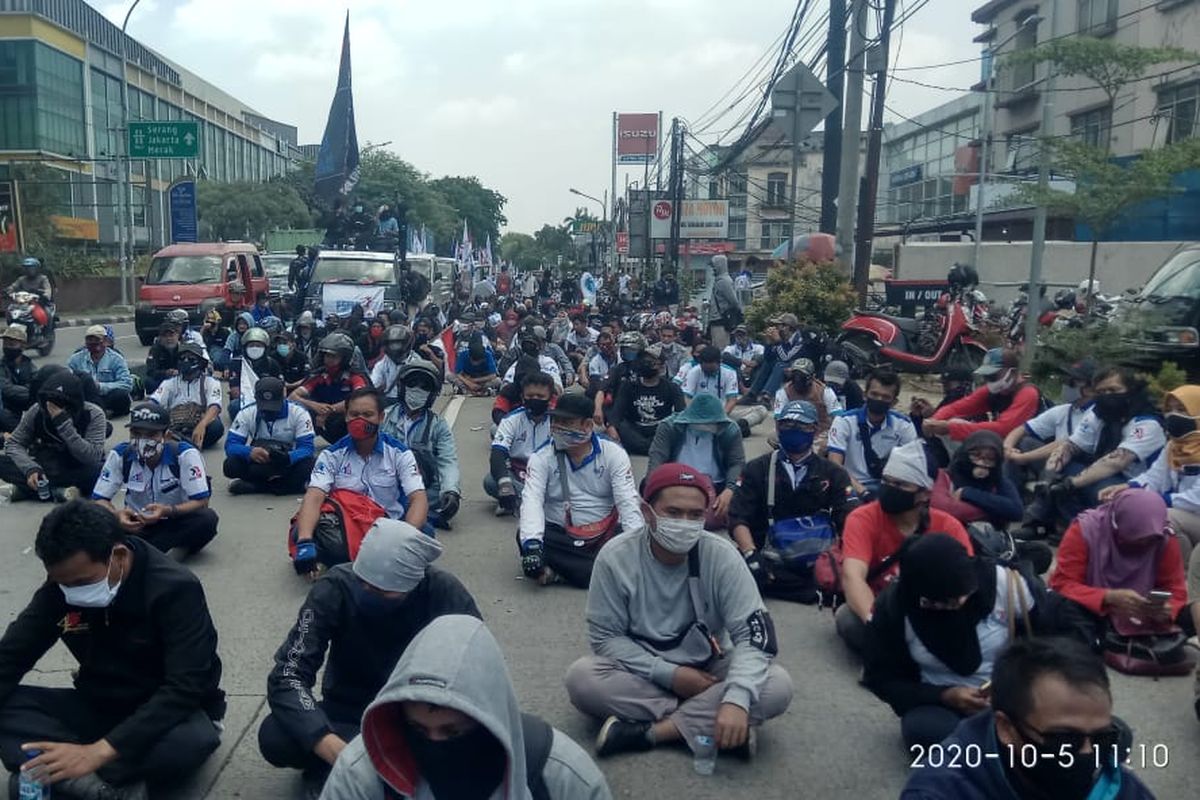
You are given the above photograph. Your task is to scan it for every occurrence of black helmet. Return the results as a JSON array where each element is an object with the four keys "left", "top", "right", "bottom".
[
  {"left": 21, "top": 256, "right": 40, "bottom": 271},
  {"left": 398, "top": 360, "right": 440, "bottom": 411},
  {"left": 318, "top": 332, "right": 355, "bottom": 365},
  {"left": 947, "top": 263, "right": 979, "bottom": 289},
  {"left": 1054, "top": 289, "right": 1077, "bottom": 310},
  {"left": 384, "top": 325, "right": 414, "bottom": 358}
]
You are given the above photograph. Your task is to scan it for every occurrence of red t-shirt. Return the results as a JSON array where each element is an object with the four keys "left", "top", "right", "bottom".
[
  {"left": 300, "top": 370, "right": 369, "bottom": 403},
  {"left": 842, "top": 502, "right": 973, "bottom": 583}
]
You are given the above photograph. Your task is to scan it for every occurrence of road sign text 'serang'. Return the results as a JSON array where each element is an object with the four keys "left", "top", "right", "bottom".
[{"left": 128, "top": 121, "right": 200, "bottom": 159}]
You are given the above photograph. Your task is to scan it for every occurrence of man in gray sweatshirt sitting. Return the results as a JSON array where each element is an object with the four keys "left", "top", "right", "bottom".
[{"left": 565, "top": 463, "right": 794, "bottom": 760}]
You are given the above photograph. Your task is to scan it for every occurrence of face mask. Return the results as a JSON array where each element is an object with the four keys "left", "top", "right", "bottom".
[
  {"left": 1061, "top": 384, "right": 1081, "bottom": 404},
  {"left": 620, "top": 348, "right": 639, "bottom": 363},
  {"left": 1165, "top": 412, "right": 1199, "bottom": 439},
  {"left": 415, "top": 333, "right": 429, "bottom": 345},
  {"left": 523, "top": 397, "right": 550, "bottom": 417},
  {"left": 180, "top": 360, "right": 203, "bottom": 380},
  {"left": 2, "top": 348, "right": 20, "bottom": 361},
  {"left": 244, "top": 345, "right": 266, "bottom": 361},
  {"left": 132, "top": 437, "right": 163, "bottom": 462},
  {"left": 347, "top": 417, "right": 379, "bottom": 441},
  {"left": 521, "top": 341, "right": 539, "bottom": 356},
  {"left": 352, "top": 582, "right": 405, "bottom": 616},
  {"left": 1014, "top": 741, "right": 1101, "bottom": 800},
  {"left": 60, "top": 557, "right": 122, "bottom": 608},
  {"left": 1094, "top": 392, "right": 1130, "bottom": 423},
  {"left": 403, "top": 387, "right": 431, "bottom": 411},
  {"left": 778, "top": 429, "right": 815, "bottom": 454},
  {"left": 986, "top": 371, "right": 1016, "bottom": 394},
  {"left": 275, "top": 344, "right": 291, "bottom": 358},
  {"left": 865, "top": 397, "right": 891, "bottom": 417},
  {"left": 791, "top": 377, "right": 812, "bottom": 393},
  {"left": 879, "top": 484, "right": 919, "bottom": 514},
  {"left": 651, "top": 513, "right": 706, "bottom": 555},
  {"left": 638, "top": 362, "right": 659, "bottom": 379},
  {"left": 403, "top": 724, "right": 507, "bottom": 800},
  {"left": 552, "top": 427, "right": 590, "bottom": 450}
]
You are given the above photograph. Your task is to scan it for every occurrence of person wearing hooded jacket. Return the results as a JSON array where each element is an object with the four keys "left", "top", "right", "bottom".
[
  {"left": 218, "top": 312, "right": 257, "bottom": 374},
  {"left": 319, "top": 614, "right": 610, "bottom": 800},
  {"left": 707, "top": 255, "right": 741, "bottom": 349},
  {"left": 930, "top": 431, "right": 1023, "bottom": 527},
  {"left": 0, "top": 366, "right": 106, "bottom": 501},
  {"left": 259, "top": 520, "right": 479, "bottom": 796}
]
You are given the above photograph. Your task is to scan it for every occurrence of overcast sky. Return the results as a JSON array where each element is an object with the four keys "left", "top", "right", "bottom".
[{"left": 100, "top": 0, "right": 983, "bottom": 233}]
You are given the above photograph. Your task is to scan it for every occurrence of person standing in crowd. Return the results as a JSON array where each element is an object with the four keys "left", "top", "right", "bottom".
[
  {"left": 653, "top": 270, "right": 680, "bottom": 310},
  {"left": 0, "top": 367, "right": 105, "bottom": 502},
  {"left": 647, "top": 394, "right": 745, "bottom": 529},
  {"left": 822, "top": 360, "right": 863, "bottom": 412},
  {"left": 149, "top": 341, "right": 224, "bottom": 449},
  {"left": 517, "top": 394, "right": 642, "bottom": 588},
  {"left": 729, "top": 401, "right": 854, "bottom": 599},
  {"left": 723, "top": 325, "right": 763, "bottom": 390},
  {"left": 0, "top": 501, "right": 224, "bottom": 799},
  {"left": 707, "top": 255, "right": 742, "bottom": 349},
  {"left": 289, "top": 332, "right": 369, "bottom": 444},
  {"left": 288, "top": 245, "right": 311, "bottom": 309},
  {"left": 564, "top": 464, "right": 793, "bottom": 760},
  {"left": 91, "top": 402, "right": 219, "bottom": 561},
  {"left": 258, "top": 520, "right": 479, "bottom": 796},
  {"left": 381, "top": 361, "right": 461, "bottom": 531},
  {"left": 321, "top": 615, "right": 611, "bottom": 800},
  {"left": 609, "top": 344, "right": 685, "bottom": 456},
  {"left": 0, "top": 325, "right": 35, "bottom": 433},
  {"left": 143, "top": 321, "right": 183, "bottom": 395},
  {"left": 828, "top": 367, "right": 916, "bottom": 499},
  {"left": 836, "top": 440, "right": 973, "bottom": 655},
  {"left": 486, "top": 371, "right": 555, "bottom": 516},
  {"left": 900, "top": 637, "right": 1157, "bottom": 800},
  {"left": 1003, "top": 357, "right": 1097, "bottom": 491},
  {"left": 223, "top": 377, "right": 316, "bottom": 496},
  {"left": 863, "top": 533, "right": 1042, "bottom": 749},
  {"left": 921, "top": 348, "right": 1041, "bottom": 442},
  {"left": 67, "top": 325, "right": 132, "bottom": 418},
  {"left": 680, "top": 346, "right": 741, "bottom": 415},
  {"left": 292, "top": 388, "right": 428, "bottom": 576}
]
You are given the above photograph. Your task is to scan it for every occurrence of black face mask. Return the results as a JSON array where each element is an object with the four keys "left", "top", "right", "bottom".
[
  {"left": 865, "top": 397, "right": 891, "bottom": 417},
  {"left": 403, "top": 724, "right": 507, "bottom": 800},
  {"left": 879, "top": 484, "right": 919, "bottom": 514},
  {"left": 524, "top": 397, "right": 550, "bottom": 417},
  {"left": 1093, "top": 392, "right": 1130, "bottom": 423},
  {"left": 792, "top": 377, "right": 812, "bottom": 393},
  {"left": 180, "top": 360, "right": 203, "bottom": 381},
  {"left": 1009, "top": 739, "right": 1101, "bottom": 800},
  {"left": 1165, "top": 413, "right": 1199, "bottom": 439},
  {"left": 638, "top": 361, "right": 659, "bottom": 379},
  {"left": 521, "top": 341, "right": 539, "bottom": 356},
  {"left": 2, "top": 348, "right": 20, "bottom": 362}
]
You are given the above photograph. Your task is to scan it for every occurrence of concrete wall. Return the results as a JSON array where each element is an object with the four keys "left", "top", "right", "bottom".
[
  {"left": 53, "top": 277, "right": 123, "bottom": 313},
  {"left": 894, "top": 240, "right": 1199, "bottom": 305}
]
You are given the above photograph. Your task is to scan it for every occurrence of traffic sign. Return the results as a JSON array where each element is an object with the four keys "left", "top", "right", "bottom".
[
  {"left": 129, "top": 121, "right": 199, "bottom": 159},
  {"left": 770, "top": 62, "right": 839, "bottom": 137}
]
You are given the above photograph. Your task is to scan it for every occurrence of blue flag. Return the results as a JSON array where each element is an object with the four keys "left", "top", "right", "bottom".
[{"left": 314, "top": 14, "right": 360, "bottom": 204}]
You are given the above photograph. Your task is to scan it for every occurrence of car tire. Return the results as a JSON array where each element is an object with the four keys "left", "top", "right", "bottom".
[{"left": 138, "top": 330, "right": 155, "bottom": 347}]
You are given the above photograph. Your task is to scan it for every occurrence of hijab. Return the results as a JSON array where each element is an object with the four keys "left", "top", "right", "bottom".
[
  {"left": 1078, "top": 488, "right": 1168, "bottom": 596},
  {"left": 899, "top": 533, "right": 996, "bottom": 676},
  {"left": 949, "top": 430, "right": 1005, "bottom": 490},
  {"left": 1166, "top": 385, "right": 1200, "bottom": 470}
]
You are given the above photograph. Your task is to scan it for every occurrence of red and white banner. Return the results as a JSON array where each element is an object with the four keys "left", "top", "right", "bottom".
[{"left": 616, "top": 113, "right": 659, "bottom": 164}]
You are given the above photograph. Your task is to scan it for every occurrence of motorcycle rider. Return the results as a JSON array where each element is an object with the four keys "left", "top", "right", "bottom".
[
  {"left": 381, "top": 360, "right": 461, "bottom": 530},
  {"left": 5, "top": 256, "right": 54, "bottom": 339},
  {"left": 1, "top": 325, "right": 35, "bottom": 433},
  {"left": 369, "top": 325, "right": 421, "bottom": 404}
]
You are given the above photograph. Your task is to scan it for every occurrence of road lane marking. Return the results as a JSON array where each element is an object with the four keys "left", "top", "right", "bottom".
[{"left": 443, "top": 395, "right": 465, "bottom": 429}]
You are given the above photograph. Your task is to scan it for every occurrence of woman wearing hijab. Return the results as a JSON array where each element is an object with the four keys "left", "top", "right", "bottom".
[
  {"left": 1049, "top": 488, "right": 1197, "bottom": 646},
  {"left": 931, "top": 430, "right": 1023, "bottom": 526},
  {"left": 863, "top": 533, "right": 1043, "bottom": 748},
  {"left": 1101, "top": 385, "right": 1200, "bottom": 602}
]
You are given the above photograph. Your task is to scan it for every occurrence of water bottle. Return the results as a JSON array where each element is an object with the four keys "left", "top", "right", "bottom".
[
  {"left": 19, "top": 749, "right": 49, "bottom": 799},
  {"left": 693, "top": 733, "right": 717, "bottom": 775},
  {"left": 36, "top": 477, "right": 51, "bottom": 502}
]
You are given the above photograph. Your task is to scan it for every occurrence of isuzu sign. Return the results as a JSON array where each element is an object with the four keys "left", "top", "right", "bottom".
[{"left": 617, "top": 113, "right": 659, "bottom": 164}]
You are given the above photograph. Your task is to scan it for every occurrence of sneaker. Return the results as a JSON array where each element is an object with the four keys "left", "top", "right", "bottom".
[
  {"left": 228, "top": 479, "right": 258, "bottom": 496},
  {"left": 595, "top": 716, "right": 653, "bottom": 758},
  {"left": 62, "top": 486, "right": 80, "bottom": 502},
  {"left": 494, "top": 503, "right": 513, "bottom": 517},
  {"left": 725, "top": 727, "right": 757, "bottom": 760}
]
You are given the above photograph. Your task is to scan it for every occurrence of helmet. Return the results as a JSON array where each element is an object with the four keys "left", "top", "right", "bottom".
[
  {"left": 204, "top": 309, "right": 222, "bottom": 325},
  {"left": 259, "top": 316, "right": 283, "bottom": 335},
  {"left": 241, "top": 327, "right": 271, "bottom": 349},
  {"left": 1054, "top": 289, "right": 1077, "bottom": 310},
  {"left": 21, "top": 257, "right": 40, "bottom": 271},
  {"left": 178, "top": 341, "right": 206, "bottom": 361},
  {"left": 947, "top": 263, "right": 979, "bottom": 289},
  {"left": 617, "top": 331, "right": 647, "bottom": 352},
  {"left": 295, "top": 310, "right": 315, "bottom": 328},
  {"left": 398, "top": 359, "right": 440, "bottom": 392},
  {"left": 384, "top": 324, "right": 414, "bottom": 347},
  {"left": 317, "top": 332, "right": 355, "bottom": 364},
  {"left": 166, "top": 308, "right": 190, "bottom": 326}
]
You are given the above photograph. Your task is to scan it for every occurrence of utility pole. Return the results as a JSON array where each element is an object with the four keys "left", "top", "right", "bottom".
[
  {"left": 668, "top": 118, "right": 684, "bottom": 270},
  {"left": 835, "top": 0, "right": 868, "bottom": 271},
  {"left": 1023, "top": 4, "right": 1058, "bottom": 369},
  {"left": 853, "top": 0, "right": 898, "bottom": 299},
  {"left": 820, "top": 0, "right": 846, "bottom": 234}
]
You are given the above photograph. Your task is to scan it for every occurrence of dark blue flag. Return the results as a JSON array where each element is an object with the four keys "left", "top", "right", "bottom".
[{"left": 314, "top": 14, "right": 360, "bottom": 204}]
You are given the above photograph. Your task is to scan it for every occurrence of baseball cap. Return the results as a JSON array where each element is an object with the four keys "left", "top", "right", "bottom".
[
  {"left": 974, "top": 347, "right": 1019, "bottom": 378},
  {"left": 771, "top": 312, "right": 799, "bottom": 327},
  {"left": 641, "top": 462, "right": 715, "bottom": 505},
  {"left": 824, "top": 360, "right": 850, "bottom": 386},
  {"left": 255, "top": 377, "right": 286, "bottom": 415},
  {"left": 785, "top": 358, "right": 816, "bottom": 377},
  {"left": 159, "top": 320, "right": 181, "bottom": 334},
  {"left": 1063, "top": 357, "right": 1098, "bottom": 385},
  {"left": 733, "top": 324, "right": 749, "bottom": 334},
  {"left": 85, "top": 324, "right": 107, "bottom": 339},
  {"left": 549, "top": 393, "right": 594, "bottom": 420},
  {"left": 128, "top": 402, "right": 170, "bottom": 432},
  {"left": 2, "top": 324, "right": 27, "bottom": 343},
  {"left": 777, "top": 400, "right": 818, "bottom": 425}
]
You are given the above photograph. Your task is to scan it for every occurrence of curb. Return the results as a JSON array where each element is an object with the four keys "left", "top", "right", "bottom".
[{"left": 58, "top": 314, "right": 135, "bottom": 328}]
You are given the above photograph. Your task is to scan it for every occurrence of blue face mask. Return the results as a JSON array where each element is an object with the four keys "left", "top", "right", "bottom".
[
  {"left": 778, "top": 429, "right": 815, "bottom": 454},
  {"left": 276, "top": 344, "right": 291, "bottom": 358}
]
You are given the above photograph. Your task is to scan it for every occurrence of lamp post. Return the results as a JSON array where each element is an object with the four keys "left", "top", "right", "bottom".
[
  {"left": 1023, "top": 3, "right": 1058, "bottom": 370},
  {"left": 972, "top": 14, "right": 1042, "bottom": 271},
  {"left": 118, "top": 0, "right": 144, "bottom": 308},
  {"left": 569, "top": 187, "right": 609, "bottom": 274}
]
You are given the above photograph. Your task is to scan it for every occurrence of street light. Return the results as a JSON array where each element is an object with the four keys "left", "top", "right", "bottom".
[
  {"left": 972, "top": 13, "right": 1042, "bottom": 271},
  {"left": 569, "top": 187, "right": 610, "bottom": 274},
  {"left": 117, "top": 0, "right": 144, "bottom": 307}
]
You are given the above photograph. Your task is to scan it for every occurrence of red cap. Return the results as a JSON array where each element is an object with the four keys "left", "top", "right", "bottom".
[{"left": 641, "top": 463, "right": 715, "bottom": 505}]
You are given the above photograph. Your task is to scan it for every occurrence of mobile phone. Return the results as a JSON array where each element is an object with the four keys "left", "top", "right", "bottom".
[
  {"left": 979, "top": 680, "right": 992, "bottom": 697},
  {"left": 1148, "top": 590, "right": 1172, "bottom": 605}
]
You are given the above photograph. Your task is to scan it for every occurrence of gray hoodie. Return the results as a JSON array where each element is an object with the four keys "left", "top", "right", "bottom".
[
  {"left": 709, "top": 255, "right": 741, "bottom": 323},
  {"left": 320, "top": 615, "right": 611, "bottom": 800}
]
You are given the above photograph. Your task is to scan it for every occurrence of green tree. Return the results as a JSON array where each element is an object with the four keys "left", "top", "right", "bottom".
[
  {"left": 745, "top": 259, "right": 858, "bottom": 336},
  {"left": 196, "top": 180, "right": 311, "bottom": 242},
  {"left": 427, "top": 175, "right": 507, "bottom": 248},
  {"left": 532, "top": 223, "right": 575, "bottom": 268},
  {"left": 499, "top": 232, "right": 541, "bottom": 270}
]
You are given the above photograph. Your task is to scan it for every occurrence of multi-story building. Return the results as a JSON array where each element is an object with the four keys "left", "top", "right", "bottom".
[{"left": 0, "top": 0, "right": 301, "bottom": 252}]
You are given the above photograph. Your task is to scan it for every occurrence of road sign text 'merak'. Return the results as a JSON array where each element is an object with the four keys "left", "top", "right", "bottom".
[{"left": 128, "top": 121, "right": 200, "bottom": 159}]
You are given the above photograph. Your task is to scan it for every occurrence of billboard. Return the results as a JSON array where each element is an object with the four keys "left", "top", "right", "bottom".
[
  {"left": 0, "top": 182, "right": 21, "bottom": 253},
  {"left": 616, "top": 113, "right": 659, "bottom": 164},
  {"left": 649, "top": 199, "right": 730, "bottom": 239},
  {"left": 169, "top": 178, "right": 199, "bottom": 243}
]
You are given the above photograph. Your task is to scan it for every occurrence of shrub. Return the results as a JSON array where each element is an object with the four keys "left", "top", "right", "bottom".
[
  {"left": 745, "top": 259, "right": 857, "bottom": 336},
  {"left": 1147, "top": 360, "right": 1187, "bottom": 403}
]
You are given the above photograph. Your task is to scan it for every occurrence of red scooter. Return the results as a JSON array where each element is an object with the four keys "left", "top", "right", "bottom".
[{"left": 838, "top": 286, "right": 988, "bottom": 375}]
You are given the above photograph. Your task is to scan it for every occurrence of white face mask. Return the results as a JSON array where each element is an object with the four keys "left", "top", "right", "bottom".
[
  {"left": 985, "top": 370, "right": 1016, "bottom": 395},
  {"left": 245, "top": 345, "right": 266, "bottom": 360},
  {"left": 60, "top": 558, "right": 122, "bottom": 608},
  {"left": 132, "top": 437, "right": 163, "bottom": 462},
  {"left": 650, "top": 513, "right": 706, "bottom": 554},
  {"left": 404, "top": 387, "right": 431, "bottom": 411}
]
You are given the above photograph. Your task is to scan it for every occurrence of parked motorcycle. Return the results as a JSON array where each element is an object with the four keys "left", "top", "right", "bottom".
[{"left": 4, "top": 290, "right": 55, "bottom": 356}]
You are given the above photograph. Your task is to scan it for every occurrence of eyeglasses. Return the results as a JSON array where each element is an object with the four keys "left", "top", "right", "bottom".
[{"left": 1014, "top": 719, "right": 1121, "bottom": 757}]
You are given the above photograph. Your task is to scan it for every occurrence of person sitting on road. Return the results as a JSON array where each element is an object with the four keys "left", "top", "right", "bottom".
[
  {"left": 0, "top": 324, "right": 35, "bottom": 433},
  {"left": 0, "top": 500, "right": 224, "bottom": 800},
  {"left": 930, "top": 430, "right": 1023, "bottom": 528},
  {"left": 0, "top": 367, "right": 105, "bottom": 502},
  {"left": 485, "top": 370, "right": 555, "bottom": 517},
  {"left": 369, "top": 325, "right": 420, "bottom": 404},
  {"left": 149, "top": 341, "right": 224, "bottom": 449},
  {"left": 772, "top": 358, "right": 841, "bottom": 446},
  {"left": 1002, "top": 357, "right": 1096, "bottom": 492},
  {"left": 564, "top": 463, "right": 794, "bottom": 760},
  {"left": 411, "top": 316, "right": 445, "bottom": 376},
  {"left": 566, "top": 313, "right": 600, "bottom": 357},
  {"left": 647, "top": 393, "right": 745, "bottom": 530},
  {"left": 272, "top": 329, "right": 310, "bottom": 386},
  {"left": 656, "top": 323, "right": 688, "bottom": 379},
  {"left": 836, "top": 440, "right": 974, "bottom": 656},
  {"left": 289, "top": 332, "right": 369, "bottom": 444},
  {"left": 258, "top": 520, "right": 479, "bottom": 796},
  {"left": 503, "top": 328, "right": 564, "bottom": 392},
  {"left": 293, "top": 310, "right": 320, "bottom": 364},
  {"left": 864, "top": 533, "right": 1042, "bottom": 749},
  {"left": 228, "top": 326, "right": 285, "bottom": 419},
  {"left": 723, "top": 324, "right": 764, "bottom": 390},
  {"left": 321, "top": 614, "right": 611, "bottom": 800},
  {"left": 91, "top": 402, "right": 218, "bottom": 561},
  {"left": 681, "top": 345, "right": 740, "bottom": 415},
  {"left": 66, "top": 325, "right": 133, "bottom": 418},
  {"left": 251, "top": 290, "right": 274, "bottom": 324},
  {"left": 200, "top": 309, "right": 232, "bottom": 372},
  {"left": 609, "top": 344, "right": 685, "bottom": 456},
  {"left": 1048, "top": 489, "right": 1198, "bottom": 651},
  {"left": 594, "top": 331, "right": 648, "bottom": 428},
  {"left": 381, "top": 361, "right": 461, "bottom": 531},
  {"left": 822, "top": 360, "right": 863, "bottom": 412},
  {"left": 217, "top": 312, "right": 256, "bottom": 375},
  {"left": 922, "top": 348, "right": 1041, "bottom": 443},
  {"left": 143, "top": 320, "right": 182, "bottom": 395},
  {"left": 748, "top": 312, "right": 821, "bottom": 402},
  {"left": 223, "top": 377, "right": 316, "bottom": 497},
  {"left": 291, "top": 388, "right": 428, "bottom": 577},
  {"left": 453, "top": 338, "right": 501, "bottom": 397},
  {"left": 582, "top": 331, "right": 617, "bottom": 397},
  {"left": 1028, "top": 366, "right": 1165, "bottom": 540},
  {"left": 828, "top": 366, "right": 916, "bottom": 500},
  {"left": 729, "top": 401, "right": 854, "bottom": 601},
  {"left": 517, "top": 393, "right": 642, "bottom": 589},
  {"left": 900, "top": 637, "right": 1158, "bottom": 800},
  {"left": 908, "top": 367, "right": 976, "bottom": 428}
]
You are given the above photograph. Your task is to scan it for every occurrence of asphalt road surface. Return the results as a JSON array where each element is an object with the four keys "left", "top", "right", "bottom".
[{"left": 0, "top": 322, "right": 1194, "bottom": 798}]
